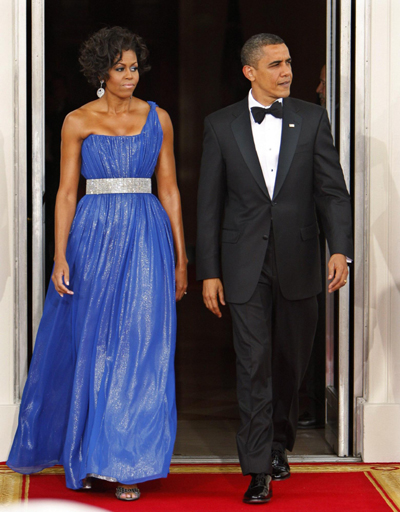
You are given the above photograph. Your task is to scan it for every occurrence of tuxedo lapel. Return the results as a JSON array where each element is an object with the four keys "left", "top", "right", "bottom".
[
  {"left": 273, "top": 99, "right": 302, "bottom": 199},
  {"left": 231, "top": 99, "right": 270, "bottom": 200}
]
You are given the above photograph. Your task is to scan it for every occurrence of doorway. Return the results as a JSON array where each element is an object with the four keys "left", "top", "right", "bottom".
[{"left": 29, "top": 0, "right": 360, "bottom": 462}]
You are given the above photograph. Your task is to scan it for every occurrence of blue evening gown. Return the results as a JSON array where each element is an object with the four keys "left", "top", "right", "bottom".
[{"left": 7, "top": 102, "right": 177, "bottom": 490}]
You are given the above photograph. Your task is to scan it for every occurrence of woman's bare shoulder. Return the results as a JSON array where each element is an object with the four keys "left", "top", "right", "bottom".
[
  {"left": 155, "top": 106, "right": 173, "bottom": 130},
  {"left": 155, "top": 105, "right": 170, "bottom": 119},
  {"left": 133, "top": 97, "right": 152, "bottom": 111},
  {"left": 62, "top": 101, "right": 99, "bottom": 139}
]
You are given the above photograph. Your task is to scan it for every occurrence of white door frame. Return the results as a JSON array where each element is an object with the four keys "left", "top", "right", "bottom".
[
  {"left": 31, "top": 0, "right": 46, "bottom": 345},
  {"left": 325, "top": 0, "right": 369, "bottom": 458},
  {"left": 14, "top": 0, "right": 45, "bottom": 401},
  {"left": 353, "top": 0, "right": 371, "bottom": 458},
  {"left": 14, "top": 0, "right": 28, "bottom": 401},
  {"left": 325, "top": 0, "right": 352, "bottom": 457}
]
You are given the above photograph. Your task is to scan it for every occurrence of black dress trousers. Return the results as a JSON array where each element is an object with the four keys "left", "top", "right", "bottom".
[{"left": 228, "top": 228, "right": 318, "bottom": 475}]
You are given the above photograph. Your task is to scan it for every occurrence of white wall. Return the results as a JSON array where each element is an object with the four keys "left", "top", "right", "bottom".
[
  {"left": 363, "top": 0, "right": 400, "bottom": 462},
  {"left": 0, "top": 0, "right": 19, "bottom": 461}
]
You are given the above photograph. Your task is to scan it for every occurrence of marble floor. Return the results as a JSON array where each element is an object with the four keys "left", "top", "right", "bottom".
[
  {"left": 173, "top": 378, "right": 334, "bottom": 459},
  {"left": 174, "top": 420, "right": 333, "bottom": 458}
]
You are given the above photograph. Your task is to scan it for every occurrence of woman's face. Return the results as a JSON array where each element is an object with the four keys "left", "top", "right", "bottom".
[{"left": 105, "top": 50, "right": 139, "bottom": 97}]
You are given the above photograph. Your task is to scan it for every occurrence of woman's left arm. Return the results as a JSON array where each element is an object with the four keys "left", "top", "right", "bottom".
[{"left": 155, "top": 107, "right": 188, "bottom": 301}]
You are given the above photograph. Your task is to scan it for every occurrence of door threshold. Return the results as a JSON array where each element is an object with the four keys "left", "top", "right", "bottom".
[
  {"left": 172, "top": 455, "right": 362, "bottom": 464},
  {"left": 288, "top": 454, "right": 362, "bottom": 463}
]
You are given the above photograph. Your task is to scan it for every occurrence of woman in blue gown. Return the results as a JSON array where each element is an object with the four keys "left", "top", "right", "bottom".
[{"left": 7, "top": 27, "right": 188, "bottom": 501}]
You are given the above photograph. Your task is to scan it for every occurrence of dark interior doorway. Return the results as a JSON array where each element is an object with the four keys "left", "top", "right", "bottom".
[{"left": 44, "top": 0, "right": 328, "bottom": 458}]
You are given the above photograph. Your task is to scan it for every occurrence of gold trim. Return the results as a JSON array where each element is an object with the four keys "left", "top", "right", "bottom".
[
  {"left": 2, "top": 463, "right": 399, "bottom": 475},
  {"left": 1, "top": 463, "right": 400, "bottom": 475},
  {"left": 35, "top": 467, "right": 65, "bottom": 476},
  {"left": 291, "top": 464, "right": 400, "bottom": 474},
  {"left": 365, "top": 471, "right": 399, "bottom": 512},
  {"left": 170, "top": 465, "right": 241, "bottom": 474},
  {"left": 24, "top": 475, "right": 30, "bottom": 501},
  {"left": 0, "top": 465, "right": 65, "bottom": 475},
  {"left": 371, "top": 469, "right": 400, "bottom": 509},
  {"left": 0, "top": 472, "right": 23, "bottom": 504},
  {"left": 169, "top": 464, "right": 400, "bottom": 474}
]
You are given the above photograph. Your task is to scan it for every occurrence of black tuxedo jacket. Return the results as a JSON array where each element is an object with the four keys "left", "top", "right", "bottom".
[{"left": 196, "top": 96, "right": 353, "bottom": 304}]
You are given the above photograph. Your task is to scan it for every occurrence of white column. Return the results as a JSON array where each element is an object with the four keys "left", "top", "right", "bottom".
[
  {"left": 363, "top": 0, "right": 400, "bottom": 461},
  {"left": 0, "top": 0, "right": 19, "bottom": 460}
]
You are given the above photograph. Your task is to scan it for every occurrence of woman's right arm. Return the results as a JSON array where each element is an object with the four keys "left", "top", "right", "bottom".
[{"left": 51, "top": 113, "right": 83, "bottom": 297}]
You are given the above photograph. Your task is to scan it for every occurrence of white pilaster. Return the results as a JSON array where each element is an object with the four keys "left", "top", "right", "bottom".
[
  {"left": 0, "top": 0, "right": 19, "bottom": 460},
  {"left": 363, "top": 0, "right": 400, "bottom": 461}
]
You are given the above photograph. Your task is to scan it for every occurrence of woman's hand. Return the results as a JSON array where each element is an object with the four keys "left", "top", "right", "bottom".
[
  {"left": 175, "top": 262, "right": 188, "bottom": 301},
  {"left": 52, "top": 257, "right": 74, "bottom": 297}
]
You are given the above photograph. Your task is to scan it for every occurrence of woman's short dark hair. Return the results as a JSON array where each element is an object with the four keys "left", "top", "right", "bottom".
[
  {"left": 79, "top": 26, "right": 151, "bottom": 88},
  {"left": 241, "top": 33, "right": 285, "bottom": 68}
]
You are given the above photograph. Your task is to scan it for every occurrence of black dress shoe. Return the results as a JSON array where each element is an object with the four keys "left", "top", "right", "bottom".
[
  {"left": 243, "top": 473, "right": 272, "bottom": 504},
  {"left": 271, "top": 449, "right": 290, "bottom": 481}
]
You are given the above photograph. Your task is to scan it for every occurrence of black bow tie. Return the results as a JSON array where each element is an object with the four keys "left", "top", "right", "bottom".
[{"left": 251, "top": 102, "right": 283, "bottom": 123}]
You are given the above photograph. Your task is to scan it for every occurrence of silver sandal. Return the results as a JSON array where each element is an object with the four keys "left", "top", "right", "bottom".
[
  {"left": 82, "top": 478, "right": 92, "bottom": 490},
  {"left": 115, "top": 486, "right": 141, "bottom": 501}
]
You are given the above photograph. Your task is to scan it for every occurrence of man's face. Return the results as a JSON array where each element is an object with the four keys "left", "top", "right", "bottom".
[
  {"left": 244, "top": 44, "right": 292, "bottom": 105},
  {"left": 316, "top": 65, "right": 326, "bottom": 107}
]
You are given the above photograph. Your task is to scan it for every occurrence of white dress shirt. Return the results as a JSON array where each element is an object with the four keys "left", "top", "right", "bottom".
[{"left": 248, "top": 90, "right": 283, "bottom": 199}]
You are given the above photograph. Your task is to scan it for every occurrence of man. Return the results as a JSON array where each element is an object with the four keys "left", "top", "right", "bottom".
[{"left": 196, "top": 34, "right": 353, "bottom": 504}]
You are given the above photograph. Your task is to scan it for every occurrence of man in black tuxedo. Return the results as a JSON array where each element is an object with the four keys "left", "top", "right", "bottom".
[{"left": 196, "top": 34, "right": 353, "bottom": 504}]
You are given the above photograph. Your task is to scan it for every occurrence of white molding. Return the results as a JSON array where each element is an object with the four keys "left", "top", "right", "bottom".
[
  {"left": 363, "top": 403, "right": 400, "bottom": 462},
  {"left": 337, "top": 0, "right": 352, "bottom": 458},
  {"left": 368, "top": 0, "right": 391, "bottom": 406},
  {"left": 13, "top": 0, "right": 28, "bottom": 403},
  {"left": 31, "top": 0, "right": 45, "bottom": 343},
  {"left": 0, "top": 406, "right": 19, "bottom": 461},
  {"left": 363, "top": 0, "right": 400, "bottom": 462},
  {"left": 353, "top": 0, "right": 371, "bottom": 457}
]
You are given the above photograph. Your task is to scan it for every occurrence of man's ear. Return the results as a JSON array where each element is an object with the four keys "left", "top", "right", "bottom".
[{"left": 242, "top": 65, "right": 255, "bottom": 82}]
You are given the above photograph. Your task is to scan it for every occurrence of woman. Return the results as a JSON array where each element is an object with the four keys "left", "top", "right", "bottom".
[{"left": 7, "top": 26, "right": 187, "bottom": 501}]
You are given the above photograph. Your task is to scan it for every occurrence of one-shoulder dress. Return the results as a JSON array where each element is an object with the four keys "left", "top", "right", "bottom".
[{"left": 7, "top": 101, "right": 177, "bottom": 490}]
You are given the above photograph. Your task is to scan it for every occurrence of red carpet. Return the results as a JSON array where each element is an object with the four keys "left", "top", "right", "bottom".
[{"left": 1, "top": 463, "right": 400, "bottom": 511}]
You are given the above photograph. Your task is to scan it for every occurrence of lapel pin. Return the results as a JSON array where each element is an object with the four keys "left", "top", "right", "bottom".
[{"left": 289, "top": 124, "right": 295, "bottom": 128}]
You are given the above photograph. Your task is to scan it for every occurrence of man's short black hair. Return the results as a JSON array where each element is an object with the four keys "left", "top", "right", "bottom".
[{"left": 241, "top": 33, "right": 286, "bottom": 68}]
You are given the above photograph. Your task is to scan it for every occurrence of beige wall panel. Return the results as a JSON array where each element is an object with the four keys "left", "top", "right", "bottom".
[
  {"left": 387, "top": 0, "right": 400, "bottom": 404},
  {"left": 0, "top": 0, "right": 15, "bottom": 405},
  {"left": 0, "top": 0, "right": 20, "bottom": 460},
  {"left": 364, "top": 0, "right": 400, "bottom": 460},
  {"left": 368, "top": 0, "right": 390, "bottom": 405},
  {"left": 363, "top": 404, "right": 400, "bottom": 461}
]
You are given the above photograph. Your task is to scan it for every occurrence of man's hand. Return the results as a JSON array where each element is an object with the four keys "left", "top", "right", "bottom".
[
  {"left": 202, "top": 278, "right": 226, "bottom": 318},
  {"left": 327, "top": 254, "right": 348, "bottom": 293}
]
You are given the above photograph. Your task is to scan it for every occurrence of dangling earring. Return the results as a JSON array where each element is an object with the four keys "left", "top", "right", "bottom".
[{"left": 97, "top": 80, "right": 105, "bottom": 98}]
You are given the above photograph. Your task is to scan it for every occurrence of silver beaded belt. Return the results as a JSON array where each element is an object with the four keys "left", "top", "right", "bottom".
[{"left": 86, "top": 178, "right": 152, "bottom": 195}]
